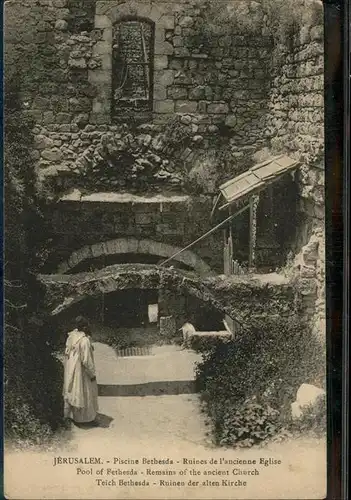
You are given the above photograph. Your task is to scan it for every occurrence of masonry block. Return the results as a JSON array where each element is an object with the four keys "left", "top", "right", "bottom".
[
  {"left": 153, "top": 100, "right": 175, "bottom": 114},
  {"left": 175, "top": 101, "right": 198, "bottom": 113},
  {"left": 154, "top": 84, "right": 167, "bottom": 100},
  {"left": 94, "top": 15, "right": 111, "bottom": 29},
  {"left": 154, "top": 70, "right": 174, "bottom": 87},
  {"left": 93, "top": 41, "right": 111, "bottom": 56},
  {"left": 160, "top": 14, "right": 175, "bottom": 30},
  {"left": 154, "top": 41, "right": 174, "bottom": 56},
  {"left": 154, "top": 55, "right": 169, "bottom": 70}
]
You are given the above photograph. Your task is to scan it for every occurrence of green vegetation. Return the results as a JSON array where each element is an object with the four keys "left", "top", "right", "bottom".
[
  {"left": 4, "top": 77, "right": 65, "bottom": 447},
  {"left": 195, "top": 316, "right": 326, "bottom": 447}
]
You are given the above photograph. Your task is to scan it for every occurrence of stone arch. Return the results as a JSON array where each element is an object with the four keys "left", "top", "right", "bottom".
[
  {"left": 56, "top": 238, "right": 213, "bottom": 276},
  {"left": 91, "top": 1, "right": 176, "bottom": 121},
  {"left": 39, "top": 265, "right": 231, "bottom": 318},
  {"left": 39, "top": 264, "right": 296, "bottom": 327}
]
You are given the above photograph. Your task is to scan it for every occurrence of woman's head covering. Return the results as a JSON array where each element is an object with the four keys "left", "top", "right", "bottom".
[{"left": 75, "top": 315, "right": 90, "bottom": 333}]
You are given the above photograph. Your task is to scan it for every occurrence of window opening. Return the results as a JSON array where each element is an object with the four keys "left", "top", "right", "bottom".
[{"left": 112, "top": 19, "right": 154, "bottom": 116}]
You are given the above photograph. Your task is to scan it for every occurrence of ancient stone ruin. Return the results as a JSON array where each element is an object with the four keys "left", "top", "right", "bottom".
[{"left": 5, "top": 0, "right": 325, "bottom": 340}]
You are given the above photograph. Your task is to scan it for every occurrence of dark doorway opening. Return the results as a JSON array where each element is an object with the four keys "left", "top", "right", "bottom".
[
  {"left": 185, "top": 294, "right": 225, "bottom": 332},
  {"left": 103, "top": 288, "right": 159, "bottom": 328}
]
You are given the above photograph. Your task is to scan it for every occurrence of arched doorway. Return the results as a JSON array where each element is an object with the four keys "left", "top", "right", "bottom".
[{"left": 55, "top": 238, "right": 213, "bottom": 277}]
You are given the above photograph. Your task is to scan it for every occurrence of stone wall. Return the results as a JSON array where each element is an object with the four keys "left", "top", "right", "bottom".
[
  {"left": 34, "top": 118, "right": 233, "bottom": 197},
  {"left": 4, "top": 0, "right": 276, "bottom": 195},
  {"left": 261, "top": 0, "right": 325, "bottom": 337},
  {"left": 5, "top": 0, "right": 324, "bottom": 202},
  {"left": 5, "top": 0, "right": 324, "bottom": 186},
  {"left": 43, "top": 196, "right": 223, "bottom": 273},
  {"left": 286, "top": 226, "right": 325, "bottom": 340},
  {"left": 4, "top": 0, "right": 325, "bottom": 335},
  {"left": 264, "top": 0, "right": 324, "bottom": 233},
  {"left": 4, "top": 0, "right": 66, "bottom": 111}
]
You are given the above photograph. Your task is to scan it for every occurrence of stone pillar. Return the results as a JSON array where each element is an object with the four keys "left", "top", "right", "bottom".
[
  {"left": 159, "top": 315, "right": 177, "bottom": 340},
  {"left": 158, "top": 288, "right": 186, "bottom": 328}
]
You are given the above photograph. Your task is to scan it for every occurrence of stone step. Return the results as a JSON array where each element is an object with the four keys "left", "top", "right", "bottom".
[{"left": 98, "top": 380, "right": 197, "bottom": 397}]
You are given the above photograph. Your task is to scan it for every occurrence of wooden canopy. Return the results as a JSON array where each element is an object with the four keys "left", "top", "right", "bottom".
[{"left": 217, "top": 155, "right": 300, "bottom": 211}]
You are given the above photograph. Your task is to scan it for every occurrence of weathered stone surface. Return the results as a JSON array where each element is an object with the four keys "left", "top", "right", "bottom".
[
  {"left": 175, "top": 101, "right": 197, "bottom": 113},
  {"left": 58, "top": 8, "right": 70, "bottom": 21},
  {"left": 153, "top": 100, "right": 175, "bottom": 113},
  {"left": 154, "top": 84, "right": 167, "bottom": 100},
  {"left": 154, "top": 41, "right": 174, "bottom": 56},
  {"left": 93, "top": 41, "right": 110, "bottom": 56},
  {"left": 41, "top": 148, "right": 63, "bottom": 162},
  {"left": 160, "top": 15, "right": 175, "bottom": 30},
  {"left": 154, "top": 55, "right": 169, "bottom": 70},
  {"left": 68, "top": 57, "right": 87, "bottom": 68},
  {"left": 53, "top": 0, "right": 68, "bottom": 6},
  {"left": 55, "top": 19, "right": 68, "bottom": 31},
  {"left": 88, "top": 70, "right": 111, "bottom": 84},
  {"left": 154, "top": 70, "right": 174, "bottom": 87},
  {"left": 179, "top": 16, "right": 194, "bottom": 28},
  {"left": 173, "top": 36, "right": 183, "bottom": 47},
  {"left": 73, "top": 113, "right": 90, "bottom": 127},
  {"left": 207, "top": 102, "right": 229, "bottom": 114},
  {"left": 43, "top": 112, "right": 55, "bottom": 124},
  {"left": 35, "top": 135, "right": 54, "bottom": 150},
  {"left": 188, "top": 86, "right": 206, "bottom": 100},
  {"left": 225, "top": 115, "right": 237, "bottom": 127},
  {"left": 168, "top": 87, "right": 188, "bottom": 100},
  {"left": 94, "top": 15, "right": 111, "bottom": 29}
]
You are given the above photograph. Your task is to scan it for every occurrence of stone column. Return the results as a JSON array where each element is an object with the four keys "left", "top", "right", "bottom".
[
  {"left": 159, "top": 315, "right": 177, "bottom": 340},
  {"left": 158, "top": 287, "right": 186, "bottom": 340}
]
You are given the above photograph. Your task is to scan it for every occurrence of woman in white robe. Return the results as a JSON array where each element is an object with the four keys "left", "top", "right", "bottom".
[{"left": 63, "top": 317, "right": 99, "bottom": 424}]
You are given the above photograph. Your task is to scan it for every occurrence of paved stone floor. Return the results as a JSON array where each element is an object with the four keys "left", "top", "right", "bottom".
[
  {"left": 5, "top": 342, "right": 326, "bottom": 500},
  {"left": 95, "top": 342, "right": 201, "bottom": 385}
]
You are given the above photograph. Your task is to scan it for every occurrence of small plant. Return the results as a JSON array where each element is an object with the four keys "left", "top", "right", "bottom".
[
  {"left": 216, "top": 397, "right": 280, "bottom": 447},
  {"left": 288, "top": 394, "right": 326, "bottom": 438}
]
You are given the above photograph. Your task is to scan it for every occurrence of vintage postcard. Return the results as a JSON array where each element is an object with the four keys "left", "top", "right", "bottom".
[{"left": 3, "top": 0, "right": 327, "bottom": 498}]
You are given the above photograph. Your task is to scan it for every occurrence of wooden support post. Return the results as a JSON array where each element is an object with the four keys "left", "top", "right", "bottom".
[
  {"left": 100, "top": 293, "right": 105, "bottom": 325},
  {"left": 223, "top": 207, "right": 233, "bottom": 276},
  {"left": 228, "top": 205, "right": 233, "bottom": 275},
  {"left": 249, "top": 195, "right": 259, "bottom": 270}
]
